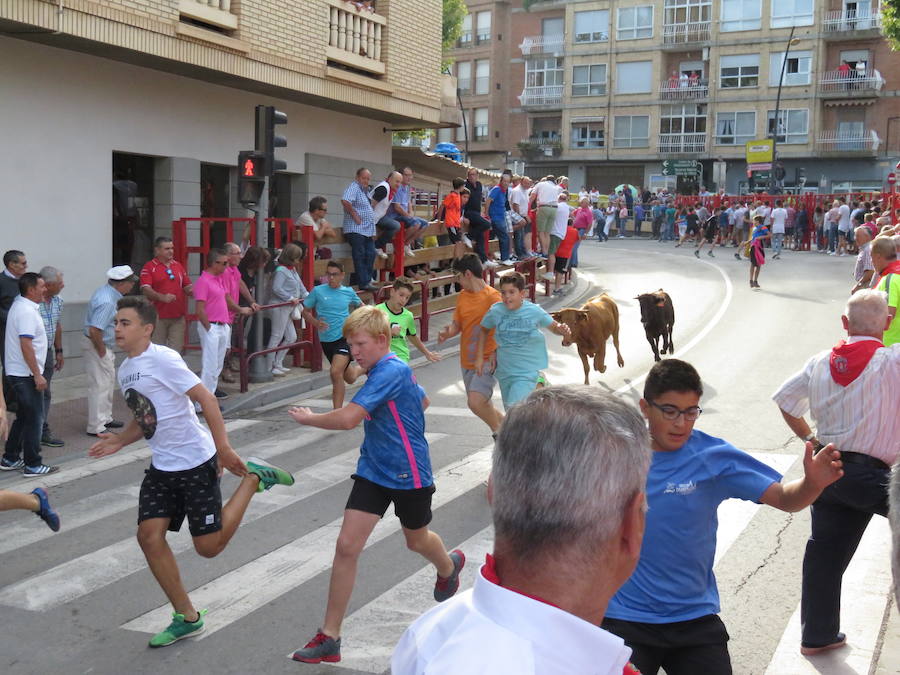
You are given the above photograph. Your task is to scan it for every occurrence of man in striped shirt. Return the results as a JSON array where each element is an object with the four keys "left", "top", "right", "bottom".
[
  {"left": 340, "top": 168, "right": 378, "bottom": 292},
  {"left": 773, "top": 289, "right": 900, "bottom": 656},
  {"left": 37, "top": 266, "right": 65, "bottom": 448}
]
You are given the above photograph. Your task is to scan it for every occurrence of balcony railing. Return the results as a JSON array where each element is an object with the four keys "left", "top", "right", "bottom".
[
  {"left": 816, "top": 129, "right": 881, "bottom": 153},
  {"left": 326, "top": 0, "right": 386, "bottom": 75},
  {"left": 519, "top": 34, "right": 565, "bottom": 56},
  {"left": 819, "top": 69, "right": 884, "bottom": 95},
  {"left": 518, "top": 137, "right": 562, "bottom": 158},
  {"left": 660, "top": 79, "right": 709, "bottom": 100},
  {"left": 525, "top": 136, "right": 562, "bottom": 147},
  {"left": 823, "top": 9, "right": 881, "bottom": 32},
  {"left": 178, "top": 0, "right": 238, "bottom": 30},
  {"left": 658, "top": 133, "right": 706, "bottom": 153},
  {"left": 519, "top": 85, "right": 564, "bottom": 107},
  {"left": 662, "top": 21, "right": 711, "bottom": 44},
  {"left": 457, "top": 31, "right": 473, "bottom": 47}
]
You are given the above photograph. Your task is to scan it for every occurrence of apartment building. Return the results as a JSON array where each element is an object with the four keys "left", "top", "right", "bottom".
[
  {"left": 0, "top": 0, "right": 452, "bottom": 373},
  {"left": 446, "top": 0, "right": 899, "bottom": 194}
]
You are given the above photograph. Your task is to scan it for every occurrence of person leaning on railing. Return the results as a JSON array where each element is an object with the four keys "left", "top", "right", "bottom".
[{"left": 265, "top": 244, "right": 308, "bottom": 377}]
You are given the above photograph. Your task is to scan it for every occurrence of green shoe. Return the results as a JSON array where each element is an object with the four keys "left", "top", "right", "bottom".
[
  {"left": 148, "top": 609, "right": 207, "bottom": 648},
  {"left": 246, "top": 457, "right": 295, "bottom": 493}
]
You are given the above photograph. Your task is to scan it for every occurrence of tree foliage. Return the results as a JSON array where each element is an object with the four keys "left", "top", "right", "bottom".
[
  {"left": 883, "top": 0, "right": 900, "bottom": 49},
  {"left": 443, "top": 0, "right": 468, "bottom": 52}
]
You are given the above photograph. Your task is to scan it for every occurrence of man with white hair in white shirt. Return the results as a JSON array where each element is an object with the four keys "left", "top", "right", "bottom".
[
  {"left": 773, "top": 289, "right": 900, "bottom": 657},
  {"left": 392, "top": 386, "right": 648, "bottom": 675}
]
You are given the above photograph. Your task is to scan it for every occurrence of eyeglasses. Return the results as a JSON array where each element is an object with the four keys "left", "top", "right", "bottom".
[
  {"left": 326, "top": 271, "right": 342, "bottom": 277},
  {"left": 648, "top": 400, "right": 702, "bottom": 421}
]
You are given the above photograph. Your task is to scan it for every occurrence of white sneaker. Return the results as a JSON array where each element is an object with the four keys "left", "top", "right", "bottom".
[
  {"left": 462, "top": 234, "right": 474, "bottom": 249},
  {"left": 271, "top": 368, "right": 286, "bottom": 377},
  {"left": 542, "top": 272, "right": 555, "bottom": 281},
  {"left": 500, "top": 259, "right": 515, "bottom": 265},
  {"left": 483, "top": 259, "right": 499, "bottom": 268},
  {"left": 404, "top": 245, "right": 415, "bottom": 258},
  {"left": 838, "top": 252, "right": 846, "bottom": 257},
  {"left": 375, "top": 248, "right": 389, "bottom": 259}
]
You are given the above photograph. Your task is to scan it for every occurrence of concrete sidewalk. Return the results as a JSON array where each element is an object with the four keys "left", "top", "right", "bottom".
[{"left": 10, "top": 270, "right": 592, "bottom": 469}]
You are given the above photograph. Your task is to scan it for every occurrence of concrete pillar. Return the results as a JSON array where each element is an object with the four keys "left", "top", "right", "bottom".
[{"left": 154, "top": 157, "right": 201, "bottom": 274}]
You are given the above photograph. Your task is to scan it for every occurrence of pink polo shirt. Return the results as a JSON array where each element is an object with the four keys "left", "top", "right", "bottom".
[
  {"left": 221, "top": 265, "right": 241, "bottom": 322},
  {"left": 193, "top": 271, "right": 230, "bottom": 323}
]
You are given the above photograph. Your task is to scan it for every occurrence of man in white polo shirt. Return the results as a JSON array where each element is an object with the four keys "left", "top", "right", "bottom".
[
  {"left": 532, "top": 175, "right": 561, "bottom": 261},
  {"left": 392, "top": 387, "right": 648, "bottom": 675},
  {"left": 1, "top": 272, "right": 58, "bottom": 476}
]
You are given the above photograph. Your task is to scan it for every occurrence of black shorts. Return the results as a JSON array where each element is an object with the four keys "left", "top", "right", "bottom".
[
  {"left": 345, "top": 474, "right": 436, "bottom": 530},
  {"left": 554, "top": 256, "right": 569, "bottom": 273},
  {"left": 602, "top": 614, "right": 732, "bottom": 675},
  {"left": 138, "top": 455, "right": 222, "bottom": 537},
  {"left": 321, "top": 338, "right": 352, "bottom": 364},
  {"left": 703, "top": 226, "right": 718, "bottom": 243},
  {"left": 686, "top": 224, "right": 700, "bottom": 235},
  {"left": 446, "top": 226, "right": 461, "bottom": 244}
]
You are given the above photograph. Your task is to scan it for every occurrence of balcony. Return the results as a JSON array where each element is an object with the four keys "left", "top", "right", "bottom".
[
  {"left": 178, "top": 0, "right": 238, "bottom": 30},
  {"left": 326, "top": 0, "right": 386, "bottom": 75},
  {"left": 660, "top": 79, "right": 709, "bottom": 100},
  {"left": 520, "top": 34, "right": 565, "bottom": 56},
  {"left": 819, "top": 69, "right": 884, "bottom": 98},
  {"left": 457, "top": 31, "right": 473, "bottom": 48},
  {"left": 519, "top": 85, "right": 564, "bottom": 108},
  {"left": 518, "top": 137, "right": 562, "bottom": 159},
  {"left": 823, "top": 10, "right": 881, "bottom": 37},
  {"left": 816, "top": 129, "right": 881, "bottom": 154},
  {"left": 658, "top": 133, "right": 706, "bottom": 154},
  {"left": 440, "top": 74, "right": 462, "bottom": 128},
  {"left": 662, "top": 21, "right": 711, "bottom": 45}
]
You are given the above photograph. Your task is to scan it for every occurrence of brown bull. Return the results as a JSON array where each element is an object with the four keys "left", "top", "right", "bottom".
[{"left": 551, "top": 293, "right": 624, "bottom": 385}]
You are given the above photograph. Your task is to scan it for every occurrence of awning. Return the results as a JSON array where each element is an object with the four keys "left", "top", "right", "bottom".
[
  {"left": 824, "top": 99, "right": 876, "bottom": 107},
  {"left": 392, "top": 146, "right": 506, "bottom": 192}
]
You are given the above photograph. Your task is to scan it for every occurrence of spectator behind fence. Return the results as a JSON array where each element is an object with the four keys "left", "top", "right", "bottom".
[
  {"left": 139, "top": 236, "right": 192, "bottom": 353},
  {"left": 391, "top": 167, "right": 427, "bottom": 258},
  {"left": 392, "top": 386, "right": 650, "bottom": 674},
  {"left": 37, "top": 266, "right": 65, "bottom": 449},
  {"left": 265, "top": 244, "right": 308, "bottom": 377},
  {"left": 341, "top": 167, "right": 378, "bottom": 292}
]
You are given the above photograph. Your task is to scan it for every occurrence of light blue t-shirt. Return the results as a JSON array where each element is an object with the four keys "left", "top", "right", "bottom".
[
  {"left": 606, "top": 430, "right": 782, "bottom": 623},
  {"left": 351, "top": 354, "right": 432, "bottom": 490},
  {"left": 303, "top": 283, "right": 361, "bottom": 343},
  {"left": 480, "top": 300, "right": 553, "bottom": 377}
]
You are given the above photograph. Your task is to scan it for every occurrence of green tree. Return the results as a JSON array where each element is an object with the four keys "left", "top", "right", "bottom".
[{"left": 883, "top": 0, "right": 900, "bottom": 49}]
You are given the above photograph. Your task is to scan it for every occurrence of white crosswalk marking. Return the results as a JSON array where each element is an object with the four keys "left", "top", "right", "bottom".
[
  {"left": 714, "top": 453, "right": 798, "bottom": 565},
  {"left": 329, "top": 526, "right": 495, "bottom": 673},
  {"left": 0, "top": 419, "right": 261, "bottom": 492},
  {"left": 296, "top": 399, "right": 474, "bottom": 418},
  {"left": 121, "top": 446, "right": 492, "bottom": 638},
  {"left": 765, "top": 516, "right": 892, "bottom": 674},
  {"left": 0, "top": 428, "right": 436, "bottom": 611}
]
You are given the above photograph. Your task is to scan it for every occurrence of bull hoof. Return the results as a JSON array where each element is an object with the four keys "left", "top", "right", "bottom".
[
  {"left": 654, "top": 355, "right": 661, "bottom": 362},
  {"left": 617, "top": 358, "right": 624, "bottom": 367},
  {"left": 599, "top": 365, "right": 607, "bottom": 373}
]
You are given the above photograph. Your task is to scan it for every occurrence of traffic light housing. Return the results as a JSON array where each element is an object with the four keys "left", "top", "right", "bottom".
[
  {"left": 237, "top": 150, "right": 266, "bottom": 207},
  {"left": 255, "top": 105, "right": 287, "bottom": 175}
]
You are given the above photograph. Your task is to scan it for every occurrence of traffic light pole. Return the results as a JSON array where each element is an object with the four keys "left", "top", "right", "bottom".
[{"left": 249, "top": 177, "right": 273, "bottom": 383}]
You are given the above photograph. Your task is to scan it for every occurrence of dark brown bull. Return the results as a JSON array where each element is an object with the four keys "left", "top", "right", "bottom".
[
  {"left": 636, "top": 289, "right": 675, "bottom": 362},
  {"left": 551, "top": 293, "right": 624, "bottom": 385}
]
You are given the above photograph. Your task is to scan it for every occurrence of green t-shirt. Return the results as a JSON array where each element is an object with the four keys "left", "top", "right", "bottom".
[
  {"left": 376, "top": 302, "right": 417, "bottom": 362},
  {"left": 877, "top": 273, "right": 900, "bottom": 346}
]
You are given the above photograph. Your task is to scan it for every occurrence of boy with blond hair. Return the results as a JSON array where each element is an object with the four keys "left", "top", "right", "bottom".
[
  {"left": 376, "top": 277, "right": 441, "bottom": 364},
  {"left": 288, "top": 305, "right": 464, "bottom": 664}
]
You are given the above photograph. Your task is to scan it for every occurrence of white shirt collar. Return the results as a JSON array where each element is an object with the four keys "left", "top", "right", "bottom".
[
  {"left": 472, "top": 567, "right": 631, "bottom": 674},
  {"left": 15, "top": 295, "right": 39, "bottom": 310},
  {"left": 3, "top": 269, "right": 17, "bottom": 279}
]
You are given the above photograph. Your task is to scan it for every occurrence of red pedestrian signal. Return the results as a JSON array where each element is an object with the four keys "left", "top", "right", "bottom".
[
  {"left": 243, "top": 158, "right": 258, "bottom": 177},
  {"left": 237, "top": 151, "right": 266, "bottom": 207}
]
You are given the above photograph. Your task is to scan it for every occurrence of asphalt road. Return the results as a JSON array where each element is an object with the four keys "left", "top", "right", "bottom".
[{"left": 0, "top": 238, "right": 893, "bottom": 675}]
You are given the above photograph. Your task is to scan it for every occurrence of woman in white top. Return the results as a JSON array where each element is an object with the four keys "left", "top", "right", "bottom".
[{"left": 266, "top": 243, "right": 309, "bottom": 375}]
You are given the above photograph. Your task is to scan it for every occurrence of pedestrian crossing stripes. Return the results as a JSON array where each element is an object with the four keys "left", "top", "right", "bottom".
[
  {"left": 121, "top": 444, "right": 491, "bottom": 638},
  {"left": 294, "top": 399, "right": 475, "bottom": 418},
  {"left": 0, "top": 418, "right": 262, "bottom": 493}
]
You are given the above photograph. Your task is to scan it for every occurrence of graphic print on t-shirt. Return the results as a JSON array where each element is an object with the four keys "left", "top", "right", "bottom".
[{"left": 125, "top": 388, "right": 157, "bottom": 439}]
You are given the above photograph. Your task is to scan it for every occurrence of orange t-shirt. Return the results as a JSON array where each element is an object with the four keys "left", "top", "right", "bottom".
[
  {"left": 443, "top": 191, "right": 461, "bottom": 228},
  {"left": 454, "top": 285, "right": 501, "bottom": 370}
]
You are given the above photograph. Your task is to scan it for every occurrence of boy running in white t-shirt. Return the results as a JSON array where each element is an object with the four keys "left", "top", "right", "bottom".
[{"left": 88, "top": 297, "right": 295, "bottom": 648}]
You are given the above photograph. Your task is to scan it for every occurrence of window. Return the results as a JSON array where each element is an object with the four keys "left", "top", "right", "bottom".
[
  {"left": 720, "top": 0, "right": 761, "bottom": 32},
  {"left": 574, "top": 10, "right": 609, "bottom": 43},
  {"left": 572, "top": 64, "right": 607, "bottom": 96},
  {"left": 456, "top": 61, "right": 471, "bottom": 95},
  {"left": 664, "top": 0, "right": 711, "bottom": 25},
  {"left": 660, "top": 103, "right": 707, "bottom": 134},
  {"left": 769, "top": 51, "right": 812, "bottom": 86},
  {"left": 474, "top": 107, "right": 489, "bottom": 140},
  {"left": 476, "top": 11, "right": 491, "bottom": 44},
  {"left": 614, "top": 115, "right": 650, "bottom": 147},
  {"left": 767, "top": 109, "right": 809, "bottom": 144},
  {"left": 436, "top": 127, "right": 453, "bottom": 144},
  {"left": 617, "top": 6, "right": 653, "bottom": 40},
  {"left": 543, "top": 17, "right": 564, "bottom": 38},
  {"left": 616, "top": 61, "right": 652, "bottom": 94},
  {"left": 459, "top": 14, "right": 472, "bottom": 46},
  {"left": 571, "top": 119, "right": 606, "bottom": 149},
  {"left": 474, "top": 60, "right": 490, "bottom": 95},
  {"left": 526, "top": 57, "right": 564, "bottom": 88},
  {"left": 715, "top": 111, "right": 756, "bottom": 144},
  {"left": 719, "top": 54, "right": 759, "bottom": 88},
  {"left": 771, "top": 0, "right": 813, "bottom": 27}
]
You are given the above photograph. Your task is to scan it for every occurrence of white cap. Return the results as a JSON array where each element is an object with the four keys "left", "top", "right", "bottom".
[{"left": 106, "top": 265, "right": 137, "bottom": 281}]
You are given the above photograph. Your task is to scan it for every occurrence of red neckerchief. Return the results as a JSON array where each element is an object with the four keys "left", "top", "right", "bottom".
[
  {"left": 830, "top": 338, "right": 882, "bottom": 386},
  {"left": 874, "top": 260, "right": 900, "bottom": 287},
  {"left": 481, "top": 555, "right": 642, "bottom": 675}
]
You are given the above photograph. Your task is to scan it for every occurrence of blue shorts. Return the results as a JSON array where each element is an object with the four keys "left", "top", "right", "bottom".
[{"left": 498, "top": 372, "right": 540, "bottom": 409}]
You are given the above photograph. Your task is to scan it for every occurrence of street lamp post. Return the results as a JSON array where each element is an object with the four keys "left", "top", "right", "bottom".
[{"left": 770, "top": 26, "right": 799, "bottom": 194}]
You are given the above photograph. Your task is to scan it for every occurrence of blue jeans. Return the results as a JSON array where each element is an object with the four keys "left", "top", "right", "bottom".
[
  {"left": 828, "top": 224, "right": 839, "bottom": 252},
  {"left": 374, "top": 216, "right": 401, "bottom": 249},
  {"left": 42, "top": 348, "right": 55, "bottom": 437},
  {"left": 491, "top": 218, "right": 511, "bottom": 261},
  {"left": 571, "top": 234, "right": 583, "bottom": 267},
  {"left": 513, "top": 225, "right": 529, "bottom": 258},
  {"left": 663, "top": 221, "right": 675, "bottom": 241},
  {"left": 772, "top": 232, "right": 784, "bottom": 255},
  {"left": 634, "top": 216, "right": 642, "bottom": 237},
  {"left": 345, "top": 232, "right": 376, "bottom": 289},
  {"left": 4, "top": 375, "right": 44, "bottom": 467}
]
